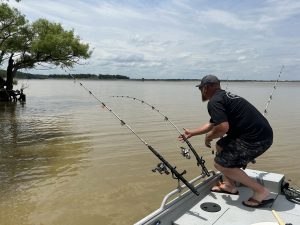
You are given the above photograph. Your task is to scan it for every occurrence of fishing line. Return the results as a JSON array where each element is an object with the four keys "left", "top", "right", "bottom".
[
  {"left": 263, "top": 66, "right": 300, "bottom": 204},
  {"left": 163, "top": 119, "right": 189, "bottom": 159},
  {"left": 225, "top": 76, "right": 229, "bottom": 91},
  {"left": 262, "top": 66, "right": 300, "bottom": 205},
  {"left": 69, "top": 74, "right": 200, "bottom": 196},
  {"left": 111, "top": 96, "right": 183, "bottom": 137},
  {"left": 163, "top": 119, "right": 179, "bottom": 148},
  {"left": 263, "top": 65, "right": 284, "bottom": 116},
  {"left": 111, "top": 95, "right": 210, "bottom": 177}
]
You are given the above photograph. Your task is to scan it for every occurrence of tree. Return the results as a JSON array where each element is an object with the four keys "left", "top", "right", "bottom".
[
  {"left": 1, "top": 3, "right": 91, "bottom": 95},
  {"left": 0, "top": 0, "right": 21, "bottom": 1},
  {"left": 5, "top": 18, "right": 92, "bottom": 90},
  {"left": 0, "top": 3, "right": 26, "bottom": 65}
]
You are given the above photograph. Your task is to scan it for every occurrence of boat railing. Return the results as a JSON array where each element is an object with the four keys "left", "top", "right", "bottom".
[
  {"left": 134, "top": 170, "right": 219, "bottom": 225},
  {"left": 159, "top": 170, "right": 216, "bottom": 210}
]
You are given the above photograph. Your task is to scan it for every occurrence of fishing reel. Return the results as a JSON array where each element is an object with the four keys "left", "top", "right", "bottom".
[
  {"left": 152, "top": 163, "right": 170, "bottom": 175},
  {"left": 180, "top": 147, "right": 191, "bottom": 159},
  {"left": 171, "top": 167, "right": 186, "bottom": 180}
]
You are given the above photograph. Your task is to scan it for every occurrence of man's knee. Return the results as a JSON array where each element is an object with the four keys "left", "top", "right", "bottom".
[
  {"left": 214, "top": 161, "right": 235, "bottom": 172},
  {"left": 214, "top": 161, "right": 224, "bottom": 171}
]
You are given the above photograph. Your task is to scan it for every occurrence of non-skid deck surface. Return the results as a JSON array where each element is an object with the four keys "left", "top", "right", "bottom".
[{"left": 174, "top": 187, "right": 300, "bottom": 225}]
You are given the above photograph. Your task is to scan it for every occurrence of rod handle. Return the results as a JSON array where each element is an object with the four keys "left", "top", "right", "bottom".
[{"left": 271, "top": 210, "right": 285, "bottom": 225}]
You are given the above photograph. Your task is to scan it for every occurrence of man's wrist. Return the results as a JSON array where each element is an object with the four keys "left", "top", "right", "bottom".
[{"left": 206, "top": 132, "right": 213, "bottom": 141}]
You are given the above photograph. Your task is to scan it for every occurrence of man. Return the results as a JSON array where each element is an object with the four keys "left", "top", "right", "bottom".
[{"left": 181, "top": 75, "right": 274, "bottom": 208}]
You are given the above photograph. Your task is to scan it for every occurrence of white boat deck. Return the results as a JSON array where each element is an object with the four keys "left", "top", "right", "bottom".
[
  {"left": 174, "top": 187, "right": 300, "bottom": 225},
  {"left": 135, "top": 169, "right": 300, "bottom": 225}
]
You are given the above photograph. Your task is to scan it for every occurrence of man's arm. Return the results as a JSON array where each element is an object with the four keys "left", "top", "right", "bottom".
[
  {"left": 205, "top": 122, "right": 229, "bottom": 147},
  {"left": 180, "top": 122, "right": 214, "bottom": 140}
]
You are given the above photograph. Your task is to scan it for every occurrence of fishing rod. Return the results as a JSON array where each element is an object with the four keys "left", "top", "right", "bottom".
[
  {"left": 111, "top": 95, "right": 210, "bottom": 177},
  {"left": 69, "top": 74, "right": 199, "bottom": 196},
  {"left": 225, "top": 76, "right": 229, "bottom": 91},
  {"left": 263, "top": 65, "right": 284, "bottom": 116},
  {"left": 263, "top": 65, "right": 300, "bottom": 205}
]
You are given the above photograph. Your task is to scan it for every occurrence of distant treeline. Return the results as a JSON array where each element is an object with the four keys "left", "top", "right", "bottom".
[
  {"left": 0, "top": 70, "right": 130, "bottom": 80},
  {"left": 0, "top": 70, "right": 48, "bottom": 79},
  {"left": 48, "top": 74, "right": 98, "bottom": 79},
  {"left": 49, "top": 74, "right": 130, "bottom": 80},
  {"left": 1, "top": 70, "right": 298, "bottom": 82}
]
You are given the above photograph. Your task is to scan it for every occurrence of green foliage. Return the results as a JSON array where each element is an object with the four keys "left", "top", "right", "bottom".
[
  {"left": 0, "top": 3, "right": 26, "bottom": 64},
  {"left": 9, "top": 18, "right": 92, "bottom": 71},
  {"left": 0, "top": 3, "right": 92, "bottom": 91},
  {"left": 1, "top": 3, "right": 91, "bottom": 70},
  {"left": 28, "top": 19, "right": 91, "bottom": 68},
  {"left": 0, "top": 69, "right": 5, "bottom": 77}
]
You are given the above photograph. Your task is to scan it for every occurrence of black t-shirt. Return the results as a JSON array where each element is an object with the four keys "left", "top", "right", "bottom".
[{"left": 207, "top": 89, "right": 273, "bottom": 142}]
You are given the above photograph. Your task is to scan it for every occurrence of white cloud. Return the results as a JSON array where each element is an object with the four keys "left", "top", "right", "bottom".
[
  {"left": 2, "top": 0, "right": 300, "bottom": 80},
  {"left": 198, "top": 9, "right": 256, "bottom": 30}
]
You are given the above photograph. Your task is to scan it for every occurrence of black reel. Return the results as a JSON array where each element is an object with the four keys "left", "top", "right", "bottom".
[
  {"left": 170, "top": 167, "right": 187, "bottom": 192},
  {"left": 282, "top": 182, "right": 300, "bottom": 205},
  {"left": 197, "top": 157, "right": 206, "bottom": 167},
  {"left": 152, "top": 162, "right": 170, "bottom": 175},
  {"left": 171, "top": 168, "right": 186, "bottom": 180},
  {"left": 180, "top": 147, "right": 191, "bottom": 159}
]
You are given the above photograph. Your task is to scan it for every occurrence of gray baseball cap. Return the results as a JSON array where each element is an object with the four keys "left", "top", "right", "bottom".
[{"left": 196, "top": 75, "right": 220, "bottom": 88}]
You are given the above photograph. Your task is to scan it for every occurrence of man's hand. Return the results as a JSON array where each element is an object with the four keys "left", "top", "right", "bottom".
[
  {"left": 205, "top": 133, "right": 212, "bottom": 148},
  {"left": 204, "top": 122, "right": 229, "bottom": 148},
  {"left": 178, "top": 128, "right": 193, "bottom": 142}
]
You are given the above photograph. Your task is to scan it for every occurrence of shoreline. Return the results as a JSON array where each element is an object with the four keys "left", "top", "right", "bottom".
[{"left": 12, "top": 78, "right": 300, "bottom": 82}]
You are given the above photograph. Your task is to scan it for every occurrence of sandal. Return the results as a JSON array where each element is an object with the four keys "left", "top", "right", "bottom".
[{"left": 242, "top": 197, "right": 275, "bottom": 208}]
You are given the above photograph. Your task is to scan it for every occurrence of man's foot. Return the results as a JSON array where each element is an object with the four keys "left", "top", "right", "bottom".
[
  {"left": 243, "top": 187, "right": 272, "bottom": 207},
  {"left": 211, "top": 182, "right": 239, "bottom": 195},
  {"left": 242, "top": 198, "right": 275, "bottom": 208}
]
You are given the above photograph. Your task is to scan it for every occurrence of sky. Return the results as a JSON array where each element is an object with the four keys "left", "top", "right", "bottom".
[{"left": 5, "top": 0, "right": 300, "bottom": 80}]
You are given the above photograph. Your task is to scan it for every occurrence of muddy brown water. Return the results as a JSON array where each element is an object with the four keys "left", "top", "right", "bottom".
[{"left": 0, "top": 80, "right": 299, "bottom": 225}]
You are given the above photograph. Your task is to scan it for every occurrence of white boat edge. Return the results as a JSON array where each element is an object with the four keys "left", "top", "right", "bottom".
[{"left": 134, "top": 169, "right": 300, "bottom": 225}]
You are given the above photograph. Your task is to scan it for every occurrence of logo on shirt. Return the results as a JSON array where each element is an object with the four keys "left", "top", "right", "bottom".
[{"left": 226, "top": 92, "right": 240, "bottom": 99}]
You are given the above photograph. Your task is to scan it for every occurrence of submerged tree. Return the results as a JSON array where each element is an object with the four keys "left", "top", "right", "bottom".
[
  {"left": 0, "top": 3, "right": 92, "bottom": 94},
  {"left": 0, "top": 3, "right": 26, "bottom": 65},
  {"left": 5, "top": 18, "right": 92, "bottom": 90}
]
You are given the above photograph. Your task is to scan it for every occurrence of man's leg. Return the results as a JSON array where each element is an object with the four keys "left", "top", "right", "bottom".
[
  {"left": 222, "top": 175, "right": 236, "bottom": 188},
  {"left": 211, "top": 144, "right": 238, "bottom": 193},
  {"left": 214, "top": 162, "right": 270, "bottom": 205},
  {"left": 211, "top": 175, "right": 238, "bottom": 194}
]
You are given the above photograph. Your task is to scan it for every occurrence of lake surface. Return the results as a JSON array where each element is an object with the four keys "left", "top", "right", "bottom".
[{"left": 0, "top": 80, "right": 299, "bottom": 225}]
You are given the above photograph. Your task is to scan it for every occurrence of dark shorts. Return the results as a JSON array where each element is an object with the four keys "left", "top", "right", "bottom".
[{"left": 214, "top": 136, "right": 273, "bottom": 168}]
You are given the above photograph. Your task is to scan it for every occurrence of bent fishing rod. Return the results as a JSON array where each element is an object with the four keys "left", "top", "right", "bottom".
[
  {"left": 69, "top": 74, "right": 199, "bottom": 196},
  {"left": 263, "top": 65, "right": 284, "bottom": 116},
  {"left": 111, "top": 95, "right": 210, "bottom": 177}
]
